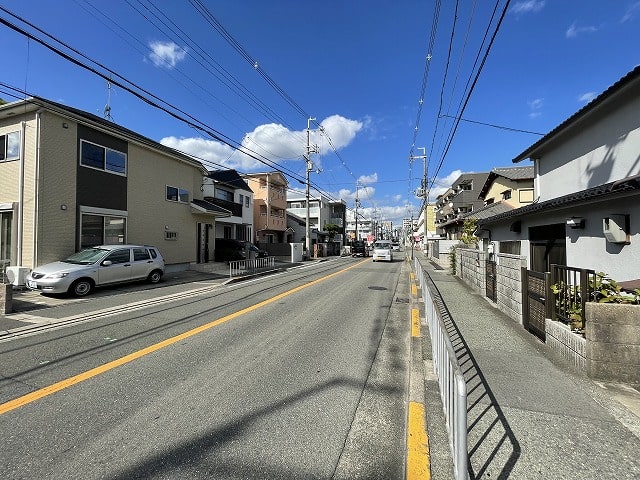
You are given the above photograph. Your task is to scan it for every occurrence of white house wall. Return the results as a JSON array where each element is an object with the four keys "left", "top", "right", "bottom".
[{"left": 538, "top": 95, "right": 640, "bottom": 201}]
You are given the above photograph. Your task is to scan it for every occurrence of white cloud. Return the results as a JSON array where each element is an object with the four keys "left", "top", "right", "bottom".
[
  {"left": 566, "top": 22, "right": 598, "bottom": 38},
  {"left": 578, "top": 92, "right": 598, "bottom": 103},
  {"left": 358, "top": 173, "right": 378, "bottom": 185},
  {"left": 527, "top": 98, "right": 543, "bottom": 119},
  {"left": 622, "top": 1, "right": 640, "bottom": 22},
  {"left": 148, "top": 41, "right": 187, "bottom": 69},
  {"left": 511, "top": 1, "right": 545, "bottom": 15},
  {"left": 160, "top": 114, "right": 363, "bottom": 171}
]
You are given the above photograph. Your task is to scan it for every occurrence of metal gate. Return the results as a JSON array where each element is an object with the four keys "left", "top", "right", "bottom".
[
  {"left": 522, "top": 269, "right": 549, "bottom": 342},
  {"left": 485, "top": 260, "right": 497, "bottom": 302}
]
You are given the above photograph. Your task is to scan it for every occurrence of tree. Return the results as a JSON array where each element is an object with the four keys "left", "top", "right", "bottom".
[
  {"left": 460, "top": 219, "right": 478, "bottom": 246},
  {"left": 324, "top": 223, "right": 340, "bottom": 240}
]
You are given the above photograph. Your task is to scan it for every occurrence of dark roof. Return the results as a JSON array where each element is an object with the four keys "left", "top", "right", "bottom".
[
  {"left": 3, "top": 97, "right": 207, "bottom": 172},
  {"left": 478, "top": 174, "right": 640, "bottom": 226},
  {"left": 513, "top": 65, "right": 640, "bottom": 163},
  {"left": 208, "top": 169, "right": 252, "bottom": 191},
  {"left": 463, "top": 202, "right": 514, "bottom": 221},
  {"left": 191, "top": 199, "right": 232, "bottom": 216},
  {"left": 478, "top": 166, "right": 534, "bottom": 199}
]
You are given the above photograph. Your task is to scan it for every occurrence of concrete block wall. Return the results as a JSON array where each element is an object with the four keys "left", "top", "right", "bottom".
[
  {"left": 585, "top": 303, "right": 640, "bottom": 385},
  {"left": 495, "top": 254, "right": 527, "bottom": 325},
  {"left": 546, "top": 320, "right": 586, "bottom": 371},
  {"left": 457, "top": 248, "right": 485, "bottom": 294}
]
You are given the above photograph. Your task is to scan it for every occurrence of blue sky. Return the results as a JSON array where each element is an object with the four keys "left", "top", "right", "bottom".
[{"left": 1, "top": 0, "right": 639, "bottom": 227}]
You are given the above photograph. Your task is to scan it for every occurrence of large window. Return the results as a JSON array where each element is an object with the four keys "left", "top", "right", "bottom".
[
  {"left": 166, "top": 185, "right": 189, "bottom": 203},
  {"left": 80, "top": 140, "right": 126, "bottom": 175},
  {"left": 0, "top": 131, "right": 20, "bottom": 161},
  {"left": 215, "top": 188, "right": 234, "bottom": 202},
  {"left": 81, "top": 214, "right": 126, "bottom": 248}
]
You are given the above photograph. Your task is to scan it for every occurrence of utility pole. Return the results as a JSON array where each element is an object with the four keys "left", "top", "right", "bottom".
[
  {"left": 409, "top": 147, "right": 427, "bottom": 260},
  {"left": 305, "top": 117, "right": 318, "bottom": 257},
  {"left": 354, "top": 182, "right": 360, "bottom": 242}
]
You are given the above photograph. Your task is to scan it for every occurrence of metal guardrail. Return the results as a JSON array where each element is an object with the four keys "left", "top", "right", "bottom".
[
  {"left": 414, "top": 257, "right": 468, "bottom": 480},
  {"left": 228, "top": 257, "right": 276, "bottom": 278}
]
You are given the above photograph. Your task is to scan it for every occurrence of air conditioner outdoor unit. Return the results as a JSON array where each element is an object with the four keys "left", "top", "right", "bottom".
[{"left": 6, "top": 266, "right": 30, "bottom": 287}]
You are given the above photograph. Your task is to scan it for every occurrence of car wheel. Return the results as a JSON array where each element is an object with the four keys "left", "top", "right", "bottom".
[
  {"left": 70, "top": 279, "right": 93, "bottom": 297},
  {"left": 147, "top": 269, "right": 163, "bottom": 284}
]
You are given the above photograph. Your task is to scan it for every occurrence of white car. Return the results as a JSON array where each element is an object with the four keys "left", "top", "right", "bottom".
[
  {"left": 371, "top": 240, "right": 393, "bottom": 262},
  {"left": 27, "top": 245, "right": 165, "bottom": 296}
]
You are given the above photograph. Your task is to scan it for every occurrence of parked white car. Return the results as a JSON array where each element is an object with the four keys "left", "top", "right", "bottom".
[
  {"left": 372, "top": 240, "right": 393, "bottom": 262},
  {"left": 27, "top": 245, "right": 165, "bottom": 296}
]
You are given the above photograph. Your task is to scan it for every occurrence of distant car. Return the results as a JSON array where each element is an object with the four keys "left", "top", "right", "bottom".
[
  {"left": 351, "top": 240, "right": 368, "bottom": 257},
  {"left": 26, "top": 245, "right": 165, "bottom": 296},
  {"left": 392, "top": 242, "right": 401, "bottom": 251},
  {"left": 214, "top": 238, "right": 247, "bottom": 262},
  {"left": 372, "top": 240, "right": 393, "bottom": 262},
  {"left": 247, "top": 243, "right": 269, "bottom": 258}
]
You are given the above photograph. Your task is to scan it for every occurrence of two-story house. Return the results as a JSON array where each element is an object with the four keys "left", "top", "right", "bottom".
[
  {"left": 202, "top": 169, "right": 253, "bottom": 242},
  {"left": 477, "top": 65, "right": 640, "bottom": 280},
  {"left": 286, "top": 192, "right": 346, "bottom": 247},
  {"left": 435, "top": 172, "right": 490, "bottom": 239},
  {"left": 0, "top": 97, "right": 230, "bottom": 275},
  {"left": 241, "top": 172, "right": 288, "bottom": 243}
]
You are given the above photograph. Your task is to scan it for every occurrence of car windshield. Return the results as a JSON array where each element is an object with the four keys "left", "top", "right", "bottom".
[
  {"left": 63, "top": 247, "right": 109, "bottom": 265},
  {"left": 374, "top": 242, "right": 390, "bottom": 249}
]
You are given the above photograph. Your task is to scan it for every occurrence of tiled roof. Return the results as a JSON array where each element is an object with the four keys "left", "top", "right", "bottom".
[
  {"left": 208, "top": 169, "right": 252, "bottom": 191},
  {"left": 478, "top": 174, "right": 640, "bottom": 226},
  {"left": 478, "top": 166, "right": 534, "bottom": 199},
  {"left": 463, "top": 202, "right": 514, "bottom": 221}
]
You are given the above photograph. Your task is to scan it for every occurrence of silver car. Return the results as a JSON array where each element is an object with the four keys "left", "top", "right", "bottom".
[{"left": 26, "top": 245, "right": 165, "bottom": 296}]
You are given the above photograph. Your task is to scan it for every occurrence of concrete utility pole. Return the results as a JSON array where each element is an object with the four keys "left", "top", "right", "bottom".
[
  {"left": 409, "top": 147, "right": 427, "bottom": 260},
  {"left": 305, "top": 117, "right": 318, "bottom": 257},
  {"left": 354, "top": 182, "right": 360, "bottom": 241}
]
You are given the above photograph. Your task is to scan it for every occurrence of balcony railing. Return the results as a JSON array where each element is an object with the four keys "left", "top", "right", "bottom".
[{"left": 205, "top": 197, "right": 243, "bottom": 217}]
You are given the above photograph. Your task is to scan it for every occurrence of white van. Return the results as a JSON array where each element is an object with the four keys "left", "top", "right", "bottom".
[{"left": 371, "top": 240, "right": 393, "bottom": 262}]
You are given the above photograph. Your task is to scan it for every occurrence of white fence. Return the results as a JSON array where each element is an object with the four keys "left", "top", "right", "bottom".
[
  {"left": 228, "top": 257, "right": 276, "bottom": 278},
  {"left": 414, "top": 257, "right": 469, "bottom": 480}
]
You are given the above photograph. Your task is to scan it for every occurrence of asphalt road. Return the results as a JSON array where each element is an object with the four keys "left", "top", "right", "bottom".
[{"left": 0, "top": 257, "right": 411, "bottom": 479}]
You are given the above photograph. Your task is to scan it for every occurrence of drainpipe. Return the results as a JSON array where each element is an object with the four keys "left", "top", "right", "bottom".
[
  {"left": 32, "top": 110, "right": 42, "bottom": 268},
  {"left": 17, "top": 121, "right": 26, "bottom": 266}
]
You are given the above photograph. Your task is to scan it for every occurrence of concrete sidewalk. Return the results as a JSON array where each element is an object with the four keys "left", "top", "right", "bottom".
[{"left": 414, "top": 252, "right": 640, "bottom": 479}]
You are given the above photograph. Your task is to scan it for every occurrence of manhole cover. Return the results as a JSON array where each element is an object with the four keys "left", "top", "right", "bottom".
[{"left": 368, "top": 286, "right": 387, "bottom": 291}]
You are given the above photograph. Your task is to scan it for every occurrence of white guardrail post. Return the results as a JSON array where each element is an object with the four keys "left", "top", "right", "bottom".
[{"left": 414, "top": 257, "right": 468, "bottom": 480}]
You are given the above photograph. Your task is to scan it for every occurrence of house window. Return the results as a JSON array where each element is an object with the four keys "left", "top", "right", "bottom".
[
  {"left": 216, "top": 189, "right": 234, "bottom": 202},
  {"left": 166, "top": 185, "right": 189, "bottom": 203},
  {"left": 80, "top": 140, "right": 126, "bottom": 175},
  {"left": 502, "top": 190, "right": 512, "bottom": 200},
  {"left": 81, "top": 214, "right": 126, "bottom": 248},
  {"left": 0, "top": 131, "right": 20, "bottom": 161},
  {"left": 245, "top": 196, "right": 250, "bottom": 207}
]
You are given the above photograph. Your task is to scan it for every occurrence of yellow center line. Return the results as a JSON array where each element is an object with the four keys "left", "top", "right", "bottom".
[{"left": 0, "top": 259, "right": 369, "bottom": 416}]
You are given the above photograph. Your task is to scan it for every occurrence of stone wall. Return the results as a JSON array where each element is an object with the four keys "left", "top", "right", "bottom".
[
  {"left": 586, "top": 303, "right": 640, "bottom": 385},
  {"left": 1, "top": 283, "right": 12, "bottom": 314}
]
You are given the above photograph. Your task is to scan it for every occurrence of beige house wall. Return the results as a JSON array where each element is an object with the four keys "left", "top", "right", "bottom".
[
  {"left": 483, "top": 178, "right": 534, "bottom": 208},
  {"left": 36, "top": 111, "right": 79, "bottom": 265},
  {"left": 127, "top": 143, "right": 208, "bottom": 265}
]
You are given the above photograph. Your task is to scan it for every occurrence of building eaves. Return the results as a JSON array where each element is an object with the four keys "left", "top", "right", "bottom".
[
  {"left": 478, "top": 174, "right": 640, "bottom": 226},
  {"left": 513, "top": 65, "right": 640, "bottom": 163},
  {"left": 5, "top": 96, "right": 208, "bottom": 173},
  {"left": 191, "top": 199, "right": 232, "bottom": 217},
  {"left": 478, "top": 166, "right": 534, "bottom": 199},
  {"left": 208, "top": 169, "right": 252, "bottom": 191},
  {"left": 463, "top": 202, "right": 513, "bottom": 221}
]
